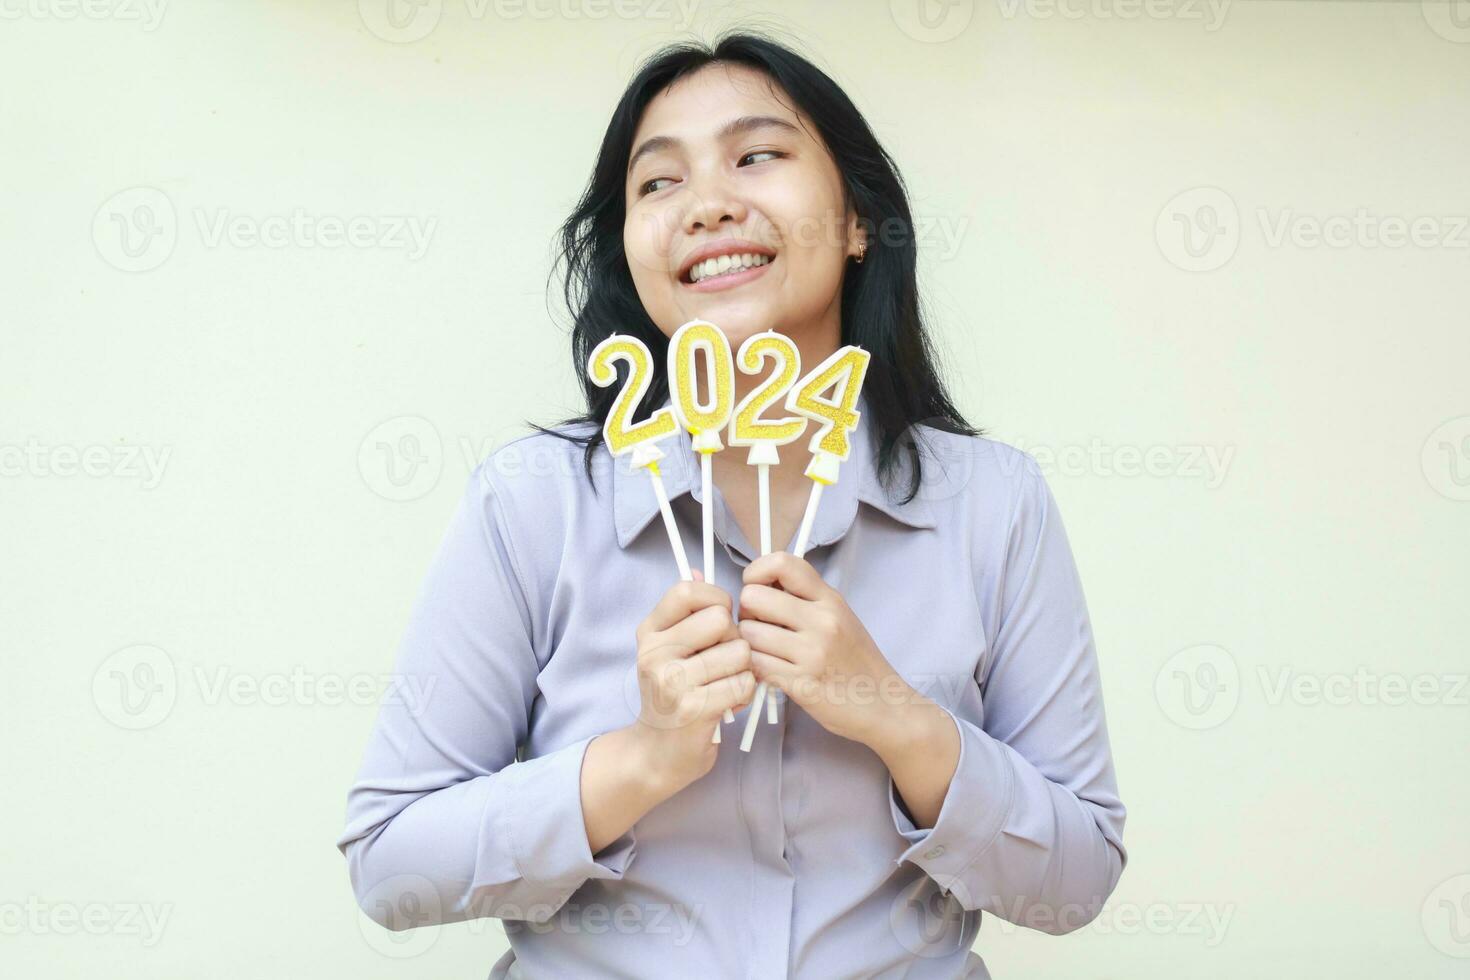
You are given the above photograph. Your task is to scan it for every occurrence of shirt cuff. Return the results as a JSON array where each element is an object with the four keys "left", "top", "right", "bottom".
[
  {"left": 887, "top": 704, "right": 1015, "bottom": 894},
  {"left": 496, "top": 733, "right": 639, "bottom": 907}
]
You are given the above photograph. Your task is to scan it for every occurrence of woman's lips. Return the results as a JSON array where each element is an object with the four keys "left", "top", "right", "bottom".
[{"left": 680, "top": 256, "right": 775, "bottom": 293}]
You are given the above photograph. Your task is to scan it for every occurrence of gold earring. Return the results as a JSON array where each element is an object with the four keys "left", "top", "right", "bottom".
[{"left": 855, "top": 241, "right": 867, "bottom": 264}]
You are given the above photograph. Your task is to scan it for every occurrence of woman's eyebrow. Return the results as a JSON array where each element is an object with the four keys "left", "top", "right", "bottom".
[{"left": 627, "top": 115, "right": 801, "bottom": 176}]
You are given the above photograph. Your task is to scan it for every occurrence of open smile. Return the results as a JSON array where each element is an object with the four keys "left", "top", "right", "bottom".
[{"left": 677, "top": 240, "right": 778, "bottom": 293}]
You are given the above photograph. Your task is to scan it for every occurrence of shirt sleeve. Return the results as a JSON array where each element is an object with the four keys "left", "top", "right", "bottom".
[
  {"left": 886, "top": 452, "right": 1128, "bottom": 935},
  {"left": 336, "top": 462, "right": 637, "bottom": 929}
]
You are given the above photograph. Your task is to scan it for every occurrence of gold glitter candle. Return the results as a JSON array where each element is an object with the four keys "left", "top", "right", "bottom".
[
  {"left": 667, "top": 320, "right": 734, "bottom": 453},
  {"left": 786, "top": 345, "right": 871, "bottom": 464},
  {"left": 588, "top": 334, "right": 679, "bottom": 458},
  {"left": 729, "top": 330, "right": 808, "bottom": 449}
]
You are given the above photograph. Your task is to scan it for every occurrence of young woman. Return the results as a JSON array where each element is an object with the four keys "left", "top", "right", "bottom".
[{"left": 338, "top": 31, "right": 1127, "bottom": 979}]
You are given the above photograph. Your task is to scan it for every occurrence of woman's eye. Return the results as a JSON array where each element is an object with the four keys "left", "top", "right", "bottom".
[
  {"left": 740, "top": 150, "right": 784, "bottom": 166},
  {"left": 637, "top": 152, "right": 783, "bottom": 197}
]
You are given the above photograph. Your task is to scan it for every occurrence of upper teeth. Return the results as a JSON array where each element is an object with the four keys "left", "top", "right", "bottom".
[{"left": 688, "top": 252, "right": 771, "bottom": 283}]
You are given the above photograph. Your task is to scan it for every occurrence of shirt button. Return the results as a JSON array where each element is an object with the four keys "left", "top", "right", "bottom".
[{"left": 924, "top": 845, "right": 946, "bottom": 859}]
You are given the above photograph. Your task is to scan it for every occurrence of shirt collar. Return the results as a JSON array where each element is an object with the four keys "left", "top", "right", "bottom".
[{"left": 611, "top": 391, "right": 937, "bottom": 552}]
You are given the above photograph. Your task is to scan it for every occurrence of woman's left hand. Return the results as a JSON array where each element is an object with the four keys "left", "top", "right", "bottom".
[{"left": 737, "top": 551, "right": 914, "bottom": 747}]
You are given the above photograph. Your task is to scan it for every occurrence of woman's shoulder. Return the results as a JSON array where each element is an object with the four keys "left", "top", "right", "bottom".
[
  {"left": 906, "top": 423, "right": 1045, "bottom": 512},
  {"left": 457, "top": 420, "right": 611, "bottom": 541},
  {"left": 469, "top": 420, "right": 603, "bottom": 496},
  {"left": 905, "top": 425, "right": 1061, "bottom": 586},
  {"left": 458, "top": 421, "right": 610, "bottom": 595}
]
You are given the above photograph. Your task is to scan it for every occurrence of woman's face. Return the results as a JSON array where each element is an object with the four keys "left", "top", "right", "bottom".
[{"left": 623, "top": 62, "right": 864, "bottom": 354}]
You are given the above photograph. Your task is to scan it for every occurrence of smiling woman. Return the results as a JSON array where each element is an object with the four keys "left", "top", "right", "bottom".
[{"left": 336, "top": 29, "right": 1127, "bottom": 979}]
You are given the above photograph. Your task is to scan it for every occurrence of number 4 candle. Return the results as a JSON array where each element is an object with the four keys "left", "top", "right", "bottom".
[
  {"left": 788, "top": 345, "right": 871, "bottom": 559},
  {"left": 738, "top": 342, "right": 871, "bottom": 752}
]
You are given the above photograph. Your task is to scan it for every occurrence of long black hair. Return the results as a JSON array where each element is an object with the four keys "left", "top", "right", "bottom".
[{"left": 534, "top": 29, "right": 979, "bottom": 503}]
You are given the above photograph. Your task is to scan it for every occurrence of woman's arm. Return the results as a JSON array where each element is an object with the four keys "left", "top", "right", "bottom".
[
  {"left": 336, "top": 462, "right": 647, "bottom": 929},
  {"left": 867, "top": 698, "right": 960, "bottom": 831},
  {"left": 581, "top": 726, "right": 681, "bottom": 854},
  {"left": 870, "top": 452, "right": 1128, "bottom": 936}
]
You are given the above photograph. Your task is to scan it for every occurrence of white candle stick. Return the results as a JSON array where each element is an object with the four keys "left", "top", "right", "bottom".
[
  {"left": 701, "top": 454, "right": 715, "bottom": 582},
  {"left": 638, "top": 444, "right": 693, "bottom": 582},
  {"left": 755, "top": 451, "right": 782, "bottom": 725},
  {"left": 791, "top": 480, "right": 824, "bottom": 559}
]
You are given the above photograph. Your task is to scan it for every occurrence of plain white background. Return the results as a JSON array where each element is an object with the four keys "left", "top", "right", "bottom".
[{"left": 4, "top": 1, "right": 1468, "bottom": 976}]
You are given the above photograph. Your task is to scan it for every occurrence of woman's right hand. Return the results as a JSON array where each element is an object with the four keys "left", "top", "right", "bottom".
[{"left": 628, "top": 571, "right": 755, "bottom": 791}]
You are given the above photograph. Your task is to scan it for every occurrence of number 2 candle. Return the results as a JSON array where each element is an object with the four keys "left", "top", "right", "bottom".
[
  {"left": 729, "top": 330, "right": 810, "bottom": 750},
  {"left": 588, "top": 333, "right": 693, "bottom": 581}
]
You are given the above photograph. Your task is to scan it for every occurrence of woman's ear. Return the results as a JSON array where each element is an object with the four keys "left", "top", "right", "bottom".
[{"left": 846, "top": 211, "right": 869, "bottom": 264}]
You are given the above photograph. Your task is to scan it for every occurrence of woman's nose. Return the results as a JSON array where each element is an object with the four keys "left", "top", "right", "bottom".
[{"left": 681, "top": 172, "right": 748, "bottom": 234}]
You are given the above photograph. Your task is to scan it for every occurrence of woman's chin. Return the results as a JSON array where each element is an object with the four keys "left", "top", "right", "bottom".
[{"left": 671, "top": 306, "right": 782, "bottom": 350}]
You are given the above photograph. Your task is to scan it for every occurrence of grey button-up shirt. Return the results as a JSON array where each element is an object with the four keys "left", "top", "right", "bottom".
[{"left": 336, "top": 395, "right": 1127, "bottom": 979}]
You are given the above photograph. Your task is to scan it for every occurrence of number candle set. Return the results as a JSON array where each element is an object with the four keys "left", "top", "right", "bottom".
[{"left": 588, "top": 323, "right": 869, "bottom": 752}]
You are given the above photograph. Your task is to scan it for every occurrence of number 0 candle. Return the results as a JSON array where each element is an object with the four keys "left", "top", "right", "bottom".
[{"left": 667, "top": 319, "right": 738, "bottom": 742}]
